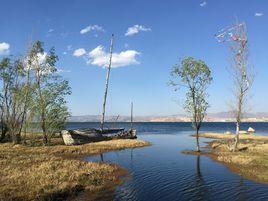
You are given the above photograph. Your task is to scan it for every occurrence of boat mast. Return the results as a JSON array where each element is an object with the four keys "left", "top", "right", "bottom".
[
  {"left": 100, "top": 34, "right": 114, "bottom": 131},
  {"left": 130, "top": 102, "right": 133, "bottom": 130}
]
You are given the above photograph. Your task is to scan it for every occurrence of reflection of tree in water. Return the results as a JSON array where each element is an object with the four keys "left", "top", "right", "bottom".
[
  {"left": 196, "top": 155, "right": 201, "bottom": 177},
  {"left": 131, "top": 148, "right": 133, "bottom": 161},
  {"left": 194, "top": 155, "right": 210, "bottom": 200},
  {"left": 98, "top": 149, "right": 134, "bottom": 166},
  {"left": 185, "top": 156, "right": 250, "bottom": 201},
  {"left": 99, "top": 153, "right": 104, "bottom": 162},
  {"left": 236, "top": 178, "right": 249, "bottom": 201},
  {"left": 183, "top": 155, "right": 210, "bottom": 201}
]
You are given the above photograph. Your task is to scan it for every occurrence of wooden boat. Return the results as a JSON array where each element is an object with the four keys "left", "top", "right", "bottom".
[
  {"left": 61, "top": 128, "right": 137, "bottom": 145},
  {"left": 98, "top": 128, "right": 125, "bottom": 135},
  {"left": 61, "top": 129, "right": 101, "bottom": 145},
  {"left": 61, "top": 35, "right": 137, "bottom": 145}
]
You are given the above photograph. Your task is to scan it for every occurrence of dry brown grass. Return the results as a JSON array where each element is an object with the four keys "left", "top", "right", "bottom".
[
  {"left": 200, "top": 132, "right": 268, "bottom": 183},
  {"left": 198, "top": 132, "right": 268, "bottom": 141},
  {"left": 0, "top": 137, "right": 149, "bottom": 201}
]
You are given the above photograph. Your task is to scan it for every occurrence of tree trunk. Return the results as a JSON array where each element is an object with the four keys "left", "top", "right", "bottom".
[
  {"left": 196, "top": 129, "right": 200, "bottom": 152},
  {"left": 12, "top": 133, "right": 21, "bottom": 144},
  {"left": 43, "top": 133, "right": 48, "bottom": 145},
  {"left": 233, "top": 121, "right": 240, "bottom": 152},
  {"left": 42, "top": 126, "right": 48, "bottom": 145},
  {"left": 41, "top": 116, "right": 48, "bottom": 145},
  {"left": 0, "top": 133, "right": 5, "bottom": 142},
  {"left": 0, "top": 112, "right": 6, "bottom": 142},
  {"left": 0, "top": 123, "right": 6, "bottom": 142},
  {"left": 39, "top": 88, "right": 48, "bottom": 146}
]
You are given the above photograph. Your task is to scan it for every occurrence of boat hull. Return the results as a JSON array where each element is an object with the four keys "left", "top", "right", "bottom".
[{"left": 61, "top": 128, "right": 137, "bottom": 145}]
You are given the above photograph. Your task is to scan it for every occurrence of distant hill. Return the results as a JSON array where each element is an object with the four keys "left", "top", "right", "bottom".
[{"left": 68, "top": 112, "right": 268, "bottom": 122}]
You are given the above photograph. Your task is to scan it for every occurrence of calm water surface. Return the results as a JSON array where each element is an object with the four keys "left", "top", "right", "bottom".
[{"left": 67, "top": 122, "right": 268, "bottom": 201}]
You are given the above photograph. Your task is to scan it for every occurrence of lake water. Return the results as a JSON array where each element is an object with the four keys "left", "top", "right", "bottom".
[{"left": 67, "top": 122, "right": 268, "bottom": 201}]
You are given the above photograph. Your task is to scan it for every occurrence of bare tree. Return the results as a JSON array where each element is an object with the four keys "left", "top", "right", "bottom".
[
  {"left": 216, "top": 21, "right": 253, "bottom": 151},
  {"left": 170, "top": 57, "right": 212, "bottom": 152}
]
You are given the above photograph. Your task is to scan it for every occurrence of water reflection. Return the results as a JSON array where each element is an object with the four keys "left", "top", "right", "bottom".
[
  {"left": 182, "top": 155, "right": 210, "bottom": 201},
  {"left": 84, "top": 132, "right": 268, "bottom": 201},
  {"left": 196, "top": 155, "right": 210, "bottom": 201},
  {"left": 196, "top": 155, "right": 201, "bottom": 177},
  {"left": 99, "top": 153, "right": 103, "bottom": 162},
  {"left": 236, "top": 178, "right": 249, "bottom": 201}
]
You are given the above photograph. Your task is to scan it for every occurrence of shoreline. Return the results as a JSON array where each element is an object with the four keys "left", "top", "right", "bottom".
[
  {"left": 196, "top": 132, "right": 268, "bottom": 184},
  {"left": 67, "top": 121, "right": 268, "bottom": 123},
  {"left": 0, "top": 138, "right": 150, "bottom": 201}
]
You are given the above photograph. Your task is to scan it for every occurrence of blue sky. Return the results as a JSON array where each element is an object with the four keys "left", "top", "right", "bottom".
[{"left": 1, "top": 0, "right": 268, "bottom": 116}]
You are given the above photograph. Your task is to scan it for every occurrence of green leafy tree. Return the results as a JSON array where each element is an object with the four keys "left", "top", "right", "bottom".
[
  {"left": 170, "top": 57, "right": 212, "bottom": 152},
  {"left": 0, "top": 57, "right": 28, "bottom": 143},
  {"left": 27, "top": 41, "right": 71, "bottom": 145}
]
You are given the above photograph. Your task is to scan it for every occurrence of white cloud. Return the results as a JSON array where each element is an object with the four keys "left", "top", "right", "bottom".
[
  {"left": 25, "top": 52, "right": 47, "bottom": 68},
  {"left": 87, "top": 45, "right": 140, "bottom": 68},
  {"left": 80, "top": 25, "right": 105, "bottom": 34},
  {"left": 25, "top": 52, "right": 69, "bottom": 75},
  {"left": 25, "top": 52, "right": 55, "bottom": 75},
  {"left": 25, "top": 52, "right": 47, "bottom": 69},
  {"left": 200, "top": 1, "right": 207, "bottom": 7},
  {"left": 73, "top": 48, "right": 86, "bottom": 57},
  {"left": 48, "top": 28, "right": 54, "bottom": 33},
  {"left": 0, "top": 42, "right": 10, "bottom": 55},
  {"left": 37, "top": 52, "right": 47, "bottom": 64},
  {"left": 125, "top": 25, "right": 151, "bottom": 36},
  {"left": 255, "top": 12, "right": 264, "bottom": 17},
  {"left": 62, "top": 52, "right": 67, "bottom": 55}
]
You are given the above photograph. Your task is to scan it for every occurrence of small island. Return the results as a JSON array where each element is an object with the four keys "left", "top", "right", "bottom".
[{"left": 198, "top": 132, "right": 268, "bottom": 184}]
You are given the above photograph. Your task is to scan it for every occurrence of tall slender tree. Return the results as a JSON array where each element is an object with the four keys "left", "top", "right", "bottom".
[
  {"left": 27, "top": 41, "right": 71, "bottom": 145},
  {"left": 170, "top": 57, "right": 212, "bottom": 152},
  {"left": 215, "top": 21, "right": 253, "bottom": 151}
]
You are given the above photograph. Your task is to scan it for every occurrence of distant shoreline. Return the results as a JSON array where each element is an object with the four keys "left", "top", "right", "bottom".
[
  {"left": 66, "top": 121, "right": 268, "bottom": 123},
  {"left": 69, "top": 112, "right": 268, "bottom": 123},
  {"left": 68, "top": 114, "right": 268, "bottom": 123}
]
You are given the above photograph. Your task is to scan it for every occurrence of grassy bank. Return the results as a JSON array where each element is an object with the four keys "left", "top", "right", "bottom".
[
  {"left": 199, "top": 132, "right": 268, "bottom": 184},
  {"left": 0, "top": 137, "right": 149, "bottom": 200},
  {"left": 198, "top": 132, "right": 268, "bottom": 141}
]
